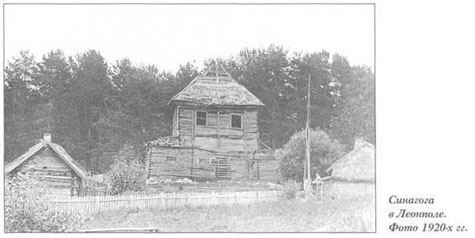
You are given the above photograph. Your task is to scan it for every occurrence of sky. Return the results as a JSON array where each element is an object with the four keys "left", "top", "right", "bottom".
[{"left": 4, "top": 4, "right": 374, "bottom": 73}]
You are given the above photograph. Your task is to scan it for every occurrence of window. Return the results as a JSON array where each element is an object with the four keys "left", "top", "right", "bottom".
[
  {"left": 210, "top": 157, "right": 231, "bottom": 179},
  {"left": 231, "top": 114, "right": 242, "bottom": 128},
  {"left": 196, "top": 111, "right": 207, "bottom": 126},
  {"left": 166, "top": 156, "right": 177, "bottom": 162}
]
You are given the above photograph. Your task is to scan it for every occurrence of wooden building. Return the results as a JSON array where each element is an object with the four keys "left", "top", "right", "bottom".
[
  {"left": 169, "top": 65, "right": 264, "bottom": 153},
  {"left": 5, "top": 133, "right": 89, "bottom": 196},
  {"left": 323, "top": 138, "right": 375, "bottom": 199},
  {"left": 147, "top": 65, "right": 279, "bottom": 181}
]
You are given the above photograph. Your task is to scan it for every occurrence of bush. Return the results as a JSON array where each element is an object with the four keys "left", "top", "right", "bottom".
[
  {"left": 277, "top": 128, "right": 345, "bottom": 182},
  {"left": 282, "top": 180, "right": 301, "bottom": 200},
  {"left": 80, "top": 175, "right": 107, "bottom": 196},
  {"left": 106, "top": 155, "right": 146, "bottom": 195},
  {"left": 5, "top": 175, "right": 89, "bottom": 232}
]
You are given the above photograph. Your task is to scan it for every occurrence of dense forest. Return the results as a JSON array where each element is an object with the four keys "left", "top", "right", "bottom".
[{"left": 4, "top": 45, "right": 374, "bottom": 172}]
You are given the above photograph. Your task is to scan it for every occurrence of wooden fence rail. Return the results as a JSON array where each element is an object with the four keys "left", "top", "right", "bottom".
[{"left": 46, "top": 190, "right": 282, "bottom": 215}]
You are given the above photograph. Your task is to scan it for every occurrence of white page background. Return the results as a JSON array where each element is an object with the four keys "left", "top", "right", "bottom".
[{"left": 1, "top": 0, "right": 474, "bottom": 237}]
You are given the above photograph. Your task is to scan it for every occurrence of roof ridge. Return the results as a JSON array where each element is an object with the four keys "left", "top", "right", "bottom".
[
  {"left": 5, "top": 141, "right": 46, "bottom": 173},
  {"left": 170, "top": 67, "right": 264, "bottom": 107},
  {"left": 5, "top": 140, "right": 88, "bottom": 179}
]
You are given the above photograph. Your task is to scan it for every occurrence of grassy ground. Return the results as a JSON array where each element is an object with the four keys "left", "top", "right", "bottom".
[{"left": 82, "top": 194, "right": 375, "bottom": 232}]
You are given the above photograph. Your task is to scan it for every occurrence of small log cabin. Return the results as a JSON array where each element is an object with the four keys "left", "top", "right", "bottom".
[
  {"left": 147, "top": 65, "right": 279, "bottom": 181},
  {"left": 5, "top": 133, "right": 89, "bottom": 196}
]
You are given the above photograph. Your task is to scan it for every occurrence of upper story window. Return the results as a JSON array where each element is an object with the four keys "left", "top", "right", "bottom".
[
  {"left": 196, "top": 111, "right": 207, "bottom": 126},
  {"left": 231, "top": 114, "right": 242, "bottom": 129}
]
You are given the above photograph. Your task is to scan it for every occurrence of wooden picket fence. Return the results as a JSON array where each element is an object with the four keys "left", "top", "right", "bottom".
[{"left": 46, "top": 190, "right": 282, "bottom": 215}]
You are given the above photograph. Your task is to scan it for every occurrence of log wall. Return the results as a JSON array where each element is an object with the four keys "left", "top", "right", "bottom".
[
  {"left": 148, "top": 146, "right": 280, "bottom": 182},
  {"left": 175, "top": 106, "right": 259, "bottom": 153},
  {"left": 148, "top": 147, "right": 216, "bottom": 179},
  {"left": 15, "top": 147, "right": 80, "bottom": 196}
]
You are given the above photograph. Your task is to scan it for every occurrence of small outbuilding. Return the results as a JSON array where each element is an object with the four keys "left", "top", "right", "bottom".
[
  {"left": 5, "top": 133, "right": 89, "bottom": 196},
  {"left": 323, "top": 138, "right": 375, "bottom": 198}
]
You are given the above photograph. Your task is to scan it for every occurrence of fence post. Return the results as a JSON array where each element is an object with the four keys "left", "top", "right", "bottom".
[
  {"left": 42, "top": 189, "right": 285, "bottom": 215},
  {"left": 173, "top": 192, "right": 177, "bottom": 208},
  {"left": 128, "top": 195, "right": 133, "bottom": 209},
  {"left": 95, "top": 195, "right": 100, "bottom": 213}
]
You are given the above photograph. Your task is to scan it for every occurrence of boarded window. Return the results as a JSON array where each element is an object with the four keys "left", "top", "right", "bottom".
[
  {"left": 210, "top": 156, "right": 231, "bottom": 179},
  {"left": 196, "top": 111, "right": 207, "bottom": 126},
  {"left": 231, "top": 114, "right": 242, "bottom": 128},
  {"left": 166, "top": 156, "right": 177, "bottom": 162}
]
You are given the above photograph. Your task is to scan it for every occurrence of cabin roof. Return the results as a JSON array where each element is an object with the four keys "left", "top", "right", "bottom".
[
  {"left": 326, "top": 140, "right": 375, "bottom": 182},
  {"left": 170, "top": 64, "right": 264, "bottom": 107},
  {"left": 5, "top": 139, "right": 89, "bottom": 179}
]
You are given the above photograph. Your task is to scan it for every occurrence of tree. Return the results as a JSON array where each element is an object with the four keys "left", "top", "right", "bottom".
[
  {"left": 4, "top": 46, "right": 374, "bottom": 174},
  {"left": 287, "top": 51, "right": 337, "bottom": 140},
  {"left": 3, "top": 51, "right": 43, "bottom": 162},
  {"left": 329, "top": 54, "right": 375, "bottom": 148},
  {"left": 231, "top": 45, "right": 294, "bottom": 148},
  {"left": 36, "top": 50, "right": 78, "bottom": 146},
  {"left": 277, "top": 128, "right": 345, "bottom": 182},
  {"left": 97, "top": 59, "right": 169, "bottom": 168},
  {"left": 69, "top": 50, "right": 112, "bottom": 168}
]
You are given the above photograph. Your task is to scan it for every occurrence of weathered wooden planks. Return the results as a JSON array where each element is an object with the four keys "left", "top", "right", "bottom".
[
  {"left": 174, "top": 106, "right": 259, "bottom": 153},
  {"left": 15, "top": 147, "right": 80, "bottom": 196},
  {"left": 148, "top": 145, "right": 279, "bottom": 182}
]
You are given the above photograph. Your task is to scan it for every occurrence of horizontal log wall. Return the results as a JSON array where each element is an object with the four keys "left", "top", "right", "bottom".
[
  {"left": 175, "top": 106, "right": 259, "bottom": 153},
  {"left": 16, "top": 147, "right": 78, "bottom": 196},
  {"left": 148, "top": 147, "right": 280, "bottom": 182},
  {"left": 149, "top": 147, "right": 217, "bottom": 178}
]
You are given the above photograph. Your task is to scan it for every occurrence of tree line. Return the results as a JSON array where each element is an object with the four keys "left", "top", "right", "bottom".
[{"left": 4, "top": 45, "right": 374, "bottom": 172}]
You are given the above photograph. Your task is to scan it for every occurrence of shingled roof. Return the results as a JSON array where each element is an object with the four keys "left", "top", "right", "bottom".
[
  {"left": 170, "top": 64, "right": 264, "bottom": 107},
  {"left": 5, "top": 134, "right": 89, "bottom": 179},
  {"left": 326, "top": 139, "right": 375, "bottom": 182}
]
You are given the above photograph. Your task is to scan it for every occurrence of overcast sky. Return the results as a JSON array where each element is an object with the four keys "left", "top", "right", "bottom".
[{"left": 4, "top": 4, "right": 374, "bottom": 73}]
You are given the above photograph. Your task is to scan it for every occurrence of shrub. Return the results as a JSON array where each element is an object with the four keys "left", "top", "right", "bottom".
[
  {"left": 282, "top": 180, "right": 301, "bottom": 200},
  {"left": 80, "top": 175, "right": 107, "bottom": 196},
  {"left": 106, "top": 156, "right": 146, "bottom": 195},
  {"left": 5, "top": 175, "right": 89, "bottom": 232},
  {"left": 277, "top": 128, "right": 345, "bottom": 182}
]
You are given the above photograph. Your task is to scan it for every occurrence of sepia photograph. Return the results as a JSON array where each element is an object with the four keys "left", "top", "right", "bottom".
[{"left": 3, "top": 3, "right": 375, "bottom": 233}]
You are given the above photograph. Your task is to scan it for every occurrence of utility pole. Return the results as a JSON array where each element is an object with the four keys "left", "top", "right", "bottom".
[{"left": 305, "top": 74, "right": 312, "bottom": 200}]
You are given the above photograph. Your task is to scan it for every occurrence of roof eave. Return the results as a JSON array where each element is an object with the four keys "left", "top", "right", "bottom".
[
  {"left": 171, "top": 100, "right": 265, "bottom": 108},
  {"left": 5, "top": 141, "right": 88, "bottom": 180},
  {"left": 5, "top": 141, "right": 46, "bottom": 174},
  {"left": 48, "top": 143, "right": 88, "bottom": 179}
]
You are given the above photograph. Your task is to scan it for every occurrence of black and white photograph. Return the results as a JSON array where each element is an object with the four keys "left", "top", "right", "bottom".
[
  {"left": 1, "top": 0, "right": 474, "bottom": 236},
  {"left": 2, "top": 3, "right": 375, "bottom": 232}
]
